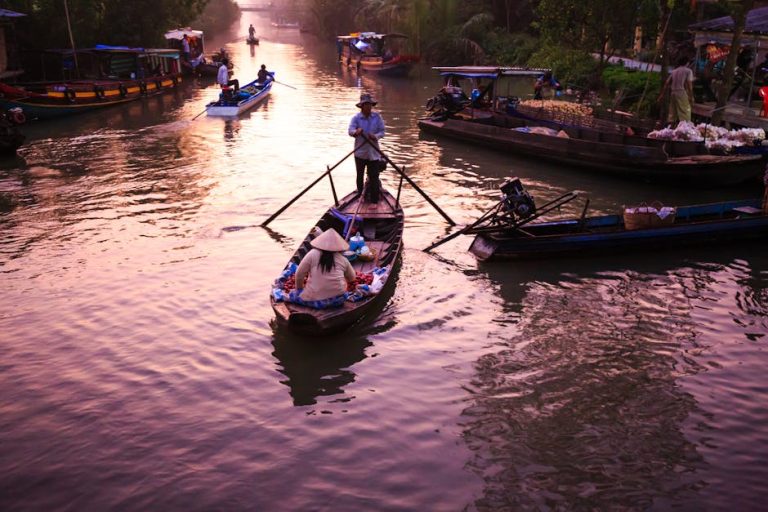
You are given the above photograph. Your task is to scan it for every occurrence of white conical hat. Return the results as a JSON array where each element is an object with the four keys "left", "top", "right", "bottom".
[{"left": 310, "top": 229, "right": 349, "bottom": 252}]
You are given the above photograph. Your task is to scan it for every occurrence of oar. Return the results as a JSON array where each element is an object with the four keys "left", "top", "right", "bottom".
[
  {"left": 192, "top": 106, "right": 208, "bottom": 120},
  {"left": 361, "top": 135, "right": 456, "bottom": 225},
  {"left": 271, "top": 79, "right": 296, "bottom": 90},
  {"left": 261, "top": 141, "right": 366, "bottom": 227},
  {"left": 345, "top": 188, "right": 365, "bottom": 240}
]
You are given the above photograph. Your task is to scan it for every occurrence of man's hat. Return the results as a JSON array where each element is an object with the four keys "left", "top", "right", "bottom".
[
  {"left": 310, "top": 229, "right": 349, "bottom": 252},
  {"left": 356, "top": 93, "right": 377, "bottom": 108}
]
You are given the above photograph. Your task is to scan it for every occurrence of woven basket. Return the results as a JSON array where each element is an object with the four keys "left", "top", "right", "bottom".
[{"left": 623, "top": 202, "right": 677, "bottom": 230}]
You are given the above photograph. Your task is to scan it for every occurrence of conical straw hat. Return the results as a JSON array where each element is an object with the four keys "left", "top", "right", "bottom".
[{"left": 310, "top": 228, "right": 349, "bottom": 252}]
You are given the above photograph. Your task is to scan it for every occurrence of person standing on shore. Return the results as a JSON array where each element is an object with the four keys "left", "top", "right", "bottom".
[
  {"left": 348, "top": 93, "right": 385, "bottom": 203},
  {"left": 659, "top": 56, "right": 694, "bottom": 124}
]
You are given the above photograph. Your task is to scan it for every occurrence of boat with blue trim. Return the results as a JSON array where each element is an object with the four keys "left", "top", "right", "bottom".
[
  {"left": 0, "top": 46, "right": 182, "bottom": 121},
  {"left": 205, "top": 72, "right": 273, "bottom": 116}
]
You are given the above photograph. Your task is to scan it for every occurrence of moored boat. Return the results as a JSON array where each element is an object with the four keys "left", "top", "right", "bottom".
[
  {"left": 205, "top": 73, "right": 273, "bottom": 116},
  {"left": 164, "top": 28, "right": 228, "bottom": 77},
  {"left": 337, "top": 32, "right": 419, "bottom": 77},
  {"left": 418, "top": 115, "right": 764, "bottom": 186},
  {"left": 270, "top": 188, "right": 404, "bottom": 335},
  {"left": 0, "top": 46, "right": 182, "bottom": 120},
  {"left": 453, "top": 179, "right": 768, "bottom": 261}
]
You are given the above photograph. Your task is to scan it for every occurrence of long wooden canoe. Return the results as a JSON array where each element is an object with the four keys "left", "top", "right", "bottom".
[
  {"left": 418, "top": 116, "right": 764, "bottom": 186},
  {"left": 271, "top": 189, "right": 404, "bottom": 335},
  {"left": 468, "top": 198, "right": 768, "bottom": 261}
]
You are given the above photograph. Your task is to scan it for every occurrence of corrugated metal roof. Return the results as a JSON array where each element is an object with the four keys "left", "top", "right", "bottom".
[{"left": 689, "top": 6, "right": 768, "bottom": 35}]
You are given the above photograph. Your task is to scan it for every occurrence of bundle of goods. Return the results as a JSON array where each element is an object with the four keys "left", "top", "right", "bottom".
[
  {"left": 623, "top": 202, "right": 677, "bottom": 231},
  {"left": 518, "top": 99, "right": 593, "bottom": 117},
  {"left": 347, "top": 271, "right": 374, "bottom": 292},
  {"left": 516, "top": 99, "right": 596, "bottom": 128},
  {"left": 647, "top": 122, "right": 766, "bottom": 153}
]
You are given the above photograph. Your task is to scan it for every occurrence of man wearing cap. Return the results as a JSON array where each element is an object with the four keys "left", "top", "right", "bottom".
[
  {"left": 348, "top": 92, "right": 386, "bottom": 203},
  {"left": 295, "top": 229, "right": 357, "bottom": 302}
]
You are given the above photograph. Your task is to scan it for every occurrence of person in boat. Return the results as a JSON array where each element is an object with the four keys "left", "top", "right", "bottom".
[
  {"left": 348, "top": 93, "right": 386, "bottom": 203},
  {"left": 248, "top": 24, "right": 256, "bottom": 40},
  {"left": 294, "top": 228, "right": 356, "bottom": 302},
  {"left": 217, "top": 58, "right": 239, "bottom": 97},
  {"left": 257, "top": 64, "right": 269, "bottom": 84},
  {"left": 658, "top": 56, "right": 694, "bottom": 124},
  {"left": 181, "top": 34, "right": 191, "bottom": 62},
  {"left": 533, "top": 71, "right": 561, "bottom": 100}
]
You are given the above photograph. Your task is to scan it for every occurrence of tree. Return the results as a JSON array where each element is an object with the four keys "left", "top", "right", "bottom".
[{"left": 712, "top": 0, "right": 755, "bottom": 125}]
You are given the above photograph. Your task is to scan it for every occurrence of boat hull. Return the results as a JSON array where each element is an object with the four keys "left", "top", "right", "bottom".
[
  {"left": 418, "top": 117, "right": 764, "bottom": 186},
  {"left": 206, "top": 78, "right": 272, "bottom": 117},
  {"left": 270, "top": 189, "right": 404, "bottom": 336},
  {"left": 0, "top": 76, "right": 182, "bottom": 121},
  {"left": 469, "top": 199, "right": 768, "bottom": 261}
]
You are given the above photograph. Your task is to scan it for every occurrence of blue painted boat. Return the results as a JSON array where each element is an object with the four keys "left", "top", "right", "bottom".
[
  {"left": 468, "top": 198, "right": 768, "bottom": 261},
  {"left": 206, "top": 74, "right": 273, "bottom": 116}
]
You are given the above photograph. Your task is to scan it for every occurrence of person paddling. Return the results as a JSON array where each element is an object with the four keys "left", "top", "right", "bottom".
[{"left": 348, "top": 92, "right": 385, "bottom": 203}]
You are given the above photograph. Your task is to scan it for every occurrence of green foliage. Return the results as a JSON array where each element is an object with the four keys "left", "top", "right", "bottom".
[
  {"left": 193, "top": 0, "right": 242, "bottom": 36},
  {"left": 601, "top": 65, "right": 661, "bottom": 116},
  {"left": 482, "top": 30, "right": 538, "bottom": 66},
  {"left": 527, "top": 45, "right": 598, "bottom": 88},
  {"left": 2, "top": 0, "right": 232, "bottom": 50}
]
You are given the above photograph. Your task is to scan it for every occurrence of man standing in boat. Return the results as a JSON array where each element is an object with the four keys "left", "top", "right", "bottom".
[
  {"left": 181, "top": 34, "right": 191, "bottom": 62},
  {"left": 348, "top": 93, "right": 385, "bottom": 203},
  {"left": 217, "top": 58, "right": 239, "bottom": 100}
]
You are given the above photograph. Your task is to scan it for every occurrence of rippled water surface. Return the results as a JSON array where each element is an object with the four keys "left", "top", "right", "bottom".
[{"left": 2, "top": 14, "right": 768, "bottom": 512}]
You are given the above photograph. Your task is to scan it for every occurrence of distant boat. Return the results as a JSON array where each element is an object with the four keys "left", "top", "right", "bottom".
[
  {"left": 271, "top": 20, "right": 299, "bottom": 29},
  {"left": 337, "top": 32, "right": 419, "bottom": 77},
  {"left": 0, "top": 46, "right": 182, "bottom": 121},
  {"left": 206, "top": 73, "right": 273, "bottom": 116},
  {"left": 246, "top": 34, "right": 259, "bottom": 45}
]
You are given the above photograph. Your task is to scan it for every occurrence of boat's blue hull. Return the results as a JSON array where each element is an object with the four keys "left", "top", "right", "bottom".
[{"left": 469, "top": 199, "right": 768, "bottom": 260}]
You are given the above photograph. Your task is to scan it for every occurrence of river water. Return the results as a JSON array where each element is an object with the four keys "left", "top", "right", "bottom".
[{"left": 2, "top": 13, "right": 768, "bottom": 512}]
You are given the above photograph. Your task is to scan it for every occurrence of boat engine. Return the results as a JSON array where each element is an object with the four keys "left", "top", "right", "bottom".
[{"left": 500, "top": 178, "right": 536, "bottom": 220}]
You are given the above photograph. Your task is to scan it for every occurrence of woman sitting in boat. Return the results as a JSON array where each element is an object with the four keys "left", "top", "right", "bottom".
[{"left": 294, "top": 228, "right": 357, "bottom": 303}]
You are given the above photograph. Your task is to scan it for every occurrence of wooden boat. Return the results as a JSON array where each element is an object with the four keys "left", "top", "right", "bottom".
[
  {"left": 337, "top": 32, "right": 419, "bottom": 77},
  {"left": 164, "top": 28, "right": 227, "bottom": 77},
  {"left": 0, "top": 47, "right": 181, "bottom": 121},
  {"left": 271, "top": 189, "right": 404, "bottom": 336},
  {"left": 246, "top": 35, "right": 260, "bottom": 45},
  {"left": 271, "top": 21, "right": 300, "bottom": 29},
  {"left": 468, "top": 197, "right": 768, "bottom": 261},
  {"left": 206, "top": 74, "right": 273, "bottom": 116},
  {"left": 418, "top": 115, "right": 764, "bottom": 186}
]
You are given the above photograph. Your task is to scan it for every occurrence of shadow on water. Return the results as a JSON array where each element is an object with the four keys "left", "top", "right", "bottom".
[{"left": 461, "top": 245, "right": 768, "bottom": 510}]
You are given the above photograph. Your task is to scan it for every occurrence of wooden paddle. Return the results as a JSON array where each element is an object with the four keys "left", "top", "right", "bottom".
[{"left": 261, "top": 141, "right": 366, "bottom": 227}]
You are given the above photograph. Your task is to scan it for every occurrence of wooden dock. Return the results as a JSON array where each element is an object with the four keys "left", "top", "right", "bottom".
[{"left": 692, "top": 101, "right": 768, "bottom": 129}]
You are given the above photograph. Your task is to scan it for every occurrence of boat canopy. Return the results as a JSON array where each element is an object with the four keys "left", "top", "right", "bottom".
[
  {"left": 433, "top": 66, "right": 550, "bottom": 79},
  {"left": 164, "top": 28, "right": 204, "bottom": 40},
  {"left": 338, "top": 32, "right": 408, "bottom": 41}
]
